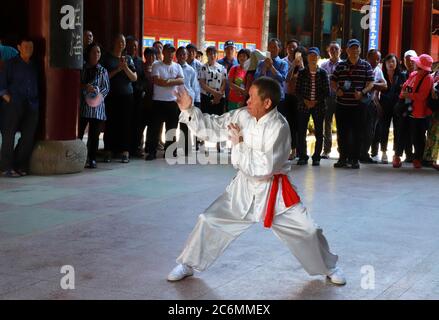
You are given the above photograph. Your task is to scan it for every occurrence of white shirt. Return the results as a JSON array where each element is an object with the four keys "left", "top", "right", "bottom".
[
  {"left": 152, "top": 61, "right": 184, "bottom": 102},
  {"left": 372, "top": 65, "right": 386, "bottom": 102},
  {"left": 180, "top": 106, "right": 299, "bottom": 221},
  {"left": 199, "top": 62, "right": 227, "bottom": 97}
]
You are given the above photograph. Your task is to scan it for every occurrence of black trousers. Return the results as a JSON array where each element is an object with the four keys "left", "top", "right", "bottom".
[
  {"left": 179, "top": 122, "right": 191, "bottom": 155},
  {"left": 360, "top": 101, "right": 379, "bottom": 159},
  {"left": 143, "top": 97, "right": 155, "bottom": 154},
  {"left": 378, "top": 103, "right": 398, "bottom": 152},
  {"left": 201, "top": 94, "right": 225, "bottom": 116},
  {"left": 335, "top": 104, "right": 365, "bottom": 162},
  {"left": 0, "top": 100, "right": 39, "bottom": 171},
  {"left": 104, "top": 93, "right": 134, "bottom": 154},
  {"left": 323, "top": 95, "right": 337, "bottom": 154},
  {"left": 78, "top": 118, "right": 104, "bottom": 162},
  {"left": 130, "top": 90, "right": 146, "bottom": 154},
  {"left": 409, "top": 117, "right": 428, "bottom": 161},
  {"left": 297, "top": 108, "right": 325, "bottom": 161},
  {"left": 278, "top": 94, "right": 298, "bottom": 150},
  {"left": 147, "top": 100, "right": 180, "bottom": 155},
  {"left": 395, "top": 115, "right": 414, "bottom": 157}
]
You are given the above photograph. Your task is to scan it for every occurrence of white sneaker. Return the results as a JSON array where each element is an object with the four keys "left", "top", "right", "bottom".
[
  {"left": 381, "top": 152, "right": 388, "bottom": 164},
  {"left": 167, "top": 264, "right": 194, "bottom": 282},
  {"left": 327, "top": 267, "right": 347, "bottom": 285},
  {"left": 371, "top": 155, "right": 380, "bottom": 163}
]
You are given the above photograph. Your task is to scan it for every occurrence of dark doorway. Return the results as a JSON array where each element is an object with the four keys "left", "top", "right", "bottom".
[{"left": 0, "top": 0, "right": 30, "bottom": 47}]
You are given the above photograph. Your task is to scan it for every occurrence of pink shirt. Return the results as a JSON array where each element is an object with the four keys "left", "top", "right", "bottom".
[{"left": 400, "top": 71, "right": 434, "bottom": 118}]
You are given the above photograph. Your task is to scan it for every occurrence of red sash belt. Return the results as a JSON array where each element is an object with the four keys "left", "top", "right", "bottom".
[{"left": 264, "top": 174, "right": 301, "bottom": 228}]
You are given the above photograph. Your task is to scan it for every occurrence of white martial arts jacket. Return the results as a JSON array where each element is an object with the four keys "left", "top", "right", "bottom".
[{"left": 179, "top": 106, "right": 302, "bottom": 222}]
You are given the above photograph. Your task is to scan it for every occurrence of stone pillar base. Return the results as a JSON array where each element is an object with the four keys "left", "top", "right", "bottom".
[{"left": 30, "top": 140, "right": 87, "bottom": 175}]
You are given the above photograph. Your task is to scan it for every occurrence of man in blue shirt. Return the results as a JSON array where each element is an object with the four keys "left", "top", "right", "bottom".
[
  {"left": 217, "top": 40, "right": 238, "bottom": 73},
  {"left": 0, "top": 38, "right": 39, "bottom": 177},
  {"left": 0, "top": 39, "right": 19, "bottom": 123},
  {"left": 255, "top": 38, "right": 289, "bottom": 102},
  {"left": 218, "top": 40, "right": 239, "bottom": 111}
]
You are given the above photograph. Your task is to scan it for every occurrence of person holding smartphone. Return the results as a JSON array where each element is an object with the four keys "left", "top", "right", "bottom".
[
  {"left": 283, "top": 46, "right": 307, "bottom": 160},
  {"left": 101, "top": 34, "right": 138, "bottom": 164},
  {"left": 399, "top": 54, "right": 434, "bottom": 169}
]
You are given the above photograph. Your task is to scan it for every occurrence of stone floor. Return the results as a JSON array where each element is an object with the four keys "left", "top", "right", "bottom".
[{"left": 0, "top": 149, "right": 438, "bottom": 300}]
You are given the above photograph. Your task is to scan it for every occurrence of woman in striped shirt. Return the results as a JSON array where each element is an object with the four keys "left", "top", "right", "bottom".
[{"left": 79, "top": 43, "right": 110, "bottom": 169}]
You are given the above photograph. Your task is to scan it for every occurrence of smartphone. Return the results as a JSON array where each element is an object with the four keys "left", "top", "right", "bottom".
[
  {"left": 295, "top": 52, "right": 302, "bottom": 60},
  {"left": 265, "top": 51, "right": 271, "bottom": 59}
]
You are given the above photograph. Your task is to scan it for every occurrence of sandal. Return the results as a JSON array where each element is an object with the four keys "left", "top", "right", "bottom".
[{"left": 2, "top": 170, "right": 21, "bottom": 178}]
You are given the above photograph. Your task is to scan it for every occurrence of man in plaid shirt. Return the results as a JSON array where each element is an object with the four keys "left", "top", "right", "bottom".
[{"left": 295, "top": 47, "right": 330, "bottom": 166}]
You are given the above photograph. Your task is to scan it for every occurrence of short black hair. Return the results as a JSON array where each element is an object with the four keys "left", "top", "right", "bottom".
[
  {"left": 153, "top": 41, "right": 163, "bottom": 47},
  {"left": 206, "top": 46, "right": 217, "bottom": 55},
  {"left": 268, "top": 38, "right": 282, "bottom": 49},
  {"left": 125, "top": 35, "right": 138, "bottom": 43},
  {"left": 176, "top": 46, "right": 187, "bottom": 55},
  {"left": 84, "top": 42, "right": 101, "bottom": 63},
  {"left": 367, "top": 49, "right": 381, "bottom": 58},
  {"left": 238, "top": 48, "right": 251, "bottom": 59},
  {"left": 197, "top": 50, "right": 204, "bottom": 56},
  {"left": 327, "top": 41, "right": 340, "bottom": 48},
  {"left": 252, "top": 77, "right": 281, "bottom": 109},
  {"left": 144, "top": 47, "right": 157, "bottom": 57},
  {"left": 186, "top": 43, "right": 198, "bottom": 51},
  {"left": 18, "top": 36, "right": 33, "bottom": 45},
  {"left": 286, "top": 39, "right": 300, "bottom": 46}
]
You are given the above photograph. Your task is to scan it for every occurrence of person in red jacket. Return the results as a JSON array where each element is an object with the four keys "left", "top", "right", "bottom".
[{"left": 399, "top": 54, "right": 434, "bottom": 169}]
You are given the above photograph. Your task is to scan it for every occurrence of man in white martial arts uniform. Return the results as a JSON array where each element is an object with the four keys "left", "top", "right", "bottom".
[{"left": 167, "top": 77, "right": 346, "bottom": 285}]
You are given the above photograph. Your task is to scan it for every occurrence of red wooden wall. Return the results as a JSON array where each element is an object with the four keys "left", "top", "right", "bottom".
[
  {"left": 143, "top": 0, "right": 265, "bottom": 50},
  {"left": 144, "top": 0, "right": 198, "bottom": 46},
  {"left": 205, "top": 0, "right": 264, "bottom": 49}
]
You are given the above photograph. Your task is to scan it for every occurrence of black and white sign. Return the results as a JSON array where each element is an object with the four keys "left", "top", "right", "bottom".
[{"left": 50, "top": 0, "right": 83, "bottom": 69}]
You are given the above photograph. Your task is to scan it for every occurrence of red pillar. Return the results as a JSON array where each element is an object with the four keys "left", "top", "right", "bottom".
[
  {"left": 388, "top": 0, "right": 403, "bottom": 56},
  {"left": 28, "top": 0, "right": 80, "bottom": 141},
  {"left": 26, "top": 0, "right": 87, "bottom": 175},
  {"left": 412, "top": 0, "right": 432, "bottom": 55}
]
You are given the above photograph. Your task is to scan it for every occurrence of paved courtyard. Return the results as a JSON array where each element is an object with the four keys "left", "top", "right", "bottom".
[{"left": 0, "top": 151, "right": 438, "bottom": 300}]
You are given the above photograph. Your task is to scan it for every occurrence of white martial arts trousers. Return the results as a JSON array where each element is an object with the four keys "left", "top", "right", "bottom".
[{"left": 176, "top": 191, "right": 339, "bottom": 276}]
